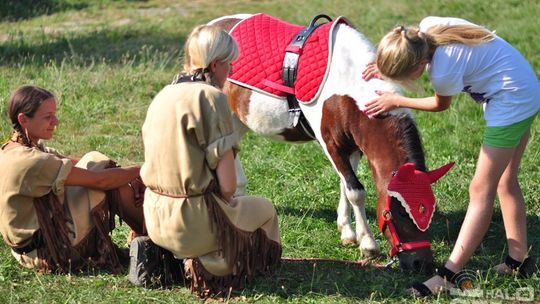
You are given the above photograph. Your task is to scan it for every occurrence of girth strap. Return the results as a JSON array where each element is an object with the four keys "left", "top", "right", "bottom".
[{"left": 281, "top": 14, "right": 332, "bottom": 139}]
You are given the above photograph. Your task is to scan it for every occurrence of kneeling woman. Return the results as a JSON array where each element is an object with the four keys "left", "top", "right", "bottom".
[
  {"left": 140, "top": 25, "right": 281, "bottom": 297},
  {"left": 0, "top": 85, "right": 146, "bottom": 273}
]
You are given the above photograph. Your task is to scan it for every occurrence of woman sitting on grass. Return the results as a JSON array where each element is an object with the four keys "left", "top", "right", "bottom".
[
  {"left": 362, "top": 16, "right": 539, "bottom": 296},
  {"left": 133, "top": 24, "right": 281, "bottom": 298},
  {"left": 0, "top": 85, "right": 146, "bottom": 274}
]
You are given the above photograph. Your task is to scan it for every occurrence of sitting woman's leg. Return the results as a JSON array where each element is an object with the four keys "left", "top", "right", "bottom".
[
  {"left": 186, "top": 195, "right": 281, "bottom": 298},
  {"left": 114, "top": 182, "right": 146, "bottom": 235}
]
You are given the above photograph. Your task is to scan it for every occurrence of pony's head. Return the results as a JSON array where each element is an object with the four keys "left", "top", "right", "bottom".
[{"left": 379, "top": 162, "right": 454, "bottom": 273}]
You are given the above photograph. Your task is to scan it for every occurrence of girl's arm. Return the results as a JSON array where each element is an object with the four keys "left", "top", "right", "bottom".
[
  {"left": 65, "top": 166, "right": 140, "bottom": 190},
  {"left": 215, "top": 149, "right": 237, "bottom": 202},
  {"left": 364, "top": 91, "right": 452, "bottom": 117}
]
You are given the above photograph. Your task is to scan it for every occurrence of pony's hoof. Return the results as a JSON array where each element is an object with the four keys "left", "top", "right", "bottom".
[
  {"left": 341, "top": 238, "right": 358, "bottom": 246},
  {"left": 340, "top": 227, "right": 357, "bottom": 245},
  {"left": 361, "top": 248, "right": 381, "bottom": 258},
  {"left": 359, "top": 237, "right": 380, "bottom": 257}
]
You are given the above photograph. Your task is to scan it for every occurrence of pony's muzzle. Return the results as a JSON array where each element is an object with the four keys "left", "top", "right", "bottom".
[{"left": 398, "top": 247, "right": 435, "bottom": 274}]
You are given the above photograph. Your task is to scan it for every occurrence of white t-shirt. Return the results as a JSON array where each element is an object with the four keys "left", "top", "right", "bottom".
[{"left": 419, "top": 16, "right": 540, "bottom": 126}]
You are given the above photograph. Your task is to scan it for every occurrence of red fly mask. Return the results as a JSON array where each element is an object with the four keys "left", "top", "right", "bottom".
[{"left": 379, "top": 162, "right": 454, "bottom": 257}]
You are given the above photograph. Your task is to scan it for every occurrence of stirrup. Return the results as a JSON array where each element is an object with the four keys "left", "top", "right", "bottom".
[{"left": 504, "top": 255, "right": 536, "bottom": 278}]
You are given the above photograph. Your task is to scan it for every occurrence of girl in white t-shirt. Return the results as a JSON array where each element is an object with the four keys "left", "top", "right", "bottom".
[{"left": 363, "top": 16, "right": 539, "bottom": 296}]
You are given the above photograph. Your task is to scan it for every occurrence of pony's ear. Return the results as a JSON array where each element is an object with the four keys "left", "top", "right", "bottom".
[
  {"left": 427, "top": 162, "right": 455, "bottom": 184},
  {"left": 396, "top": 162, "right": 416, "bottom": 181}
]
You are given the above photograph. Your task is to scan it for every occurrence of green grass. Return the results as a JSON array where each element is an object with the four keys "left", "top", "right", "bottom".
[{"left": 0, "top": 0, "right": 539, "bottom": 303}]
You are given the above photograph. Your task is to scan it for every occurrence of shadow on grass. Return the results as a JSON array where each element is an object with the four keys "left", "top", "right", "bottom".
[
  {"left": 261, "top": 207, "right": 539, "bottom": 300},
  {"left": 247, "top": 259, "right": 399, "bottom": 300},
  {"left": 277, "top": 204, "right": 539, "bottom": 270},
  {"left": 214, "top": 206, "right": 540, "bottom": 300},
  {"left": 428, "top": 209, "right": 540, "bottom": 269},
  {"left": 0, "top": 0, "right": 88, "bottom": 22},
  {"left": 0, "top": 26, "right": 186, "bottom": 67}
]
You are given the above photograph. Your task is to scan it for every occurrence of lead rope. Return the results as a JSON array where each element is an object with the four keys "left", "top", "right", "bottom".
[{"left": 281, "top": 256, "right": 387, "bottom": 268}]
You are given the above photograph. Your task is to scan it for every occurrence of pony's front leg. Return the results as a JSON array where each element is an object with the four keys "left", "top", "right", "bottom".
[
  {"left": 339, "top": 175, "right": 379, "bottom": 257},
  {"left": 347, "top": 187, "right": 380, "bottom": 258},
  {"left": 337, "top": 181, "right": 356, "bottom": 245},
  {"left": 347, "top": 152, "right": 380, "bottom": 257},
  {"left": 325, "top": 146, "right": 380, "bottom": 257}
]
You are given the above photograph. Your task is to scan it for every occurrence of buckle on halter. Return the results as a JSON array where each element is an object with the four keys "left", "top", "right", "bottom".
[
  {"left": 382, "top": 210, "right": 393, "bottom": 221},
  {"left": 384, "top": 256, "right": 398, "bottom": 268}
]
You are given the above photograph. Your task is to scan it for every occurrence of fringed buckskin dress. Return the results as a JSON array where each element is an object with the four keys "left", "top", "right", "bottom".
[
  {"left": 0, "top": 146, "right": 124, "bottom": 273},
  {"left": 141, "top": 81, "right": 281, "bottom": 298}
]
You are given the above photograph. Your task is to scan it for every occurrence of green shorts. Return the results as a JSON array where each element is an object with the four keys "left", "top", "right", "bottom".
[{"left": 484, "top": 113, "right": 538, "bottom": 148}]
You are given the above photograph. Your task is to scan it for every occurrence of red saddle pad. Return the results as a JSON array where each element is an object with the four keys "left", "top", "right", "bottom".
[{"left": 228, "top": 13, "right": 350, "bottom": 104}]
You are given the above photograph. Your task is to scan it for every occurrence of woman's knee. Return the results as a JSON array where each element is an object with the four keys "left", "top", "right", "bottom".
[
  {"left": 115, "top": 184, "right": 145, "bottom": 233},
  {"left": 496, "top": 176, "right": 520, "bottom": 198},
  {"left": 468, "top": 177, "right": 497, "bottom": 203}
]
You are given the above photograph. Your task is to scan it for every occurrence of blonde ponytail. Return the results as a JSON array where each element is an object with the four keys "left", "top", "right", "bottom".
[
  {"left": 376, "top": 26, "right": 432, "bottom": 81},
  {"left": 376, "top": 23, "right": 495, "bottom": 82},
  {"left": 176, "top": 25, "right": 238, "bottom": 87},
  {"left": 426, "top": 24, "right": 495, "bottom": 46},
  {"left": 182, "top": 25, "right": 238, "bottom": 74}
]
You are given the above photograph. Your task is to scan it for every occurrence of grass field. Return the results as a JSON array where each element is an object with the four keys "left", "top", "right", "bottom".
[{"left": 0, "top": 0, "right": 539, "bottom": 303}]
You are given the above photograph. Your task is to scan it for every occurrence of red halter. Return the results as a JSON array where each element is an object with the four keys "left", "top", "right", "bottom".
[{"left": 378, "top": 196, "right": 431, "bottom": 257}]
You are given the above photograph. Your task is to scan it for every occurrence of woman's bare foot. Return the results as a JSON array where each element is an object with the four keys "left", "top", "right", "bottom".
[{"left": 492, "top": 262, "right": 514, "bottom": 275}]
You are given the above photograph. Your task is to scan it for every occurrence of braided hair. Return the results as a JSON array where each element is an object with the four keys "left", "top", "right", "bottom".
[{"left": 6, "top": 85, "right": 54, "bottom": 149}]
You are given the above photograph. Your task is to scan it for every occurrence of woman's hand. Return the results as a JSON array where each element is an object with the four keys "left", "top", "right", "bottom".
[
  {"left": 364, "top": 90, "right": 403, "bottom": 117},
  {"left": 66, "top": 166, "right": 140, "bottom": 190},
  {"left": 362, "top": 62, "right": 382, "bottom": 81}
]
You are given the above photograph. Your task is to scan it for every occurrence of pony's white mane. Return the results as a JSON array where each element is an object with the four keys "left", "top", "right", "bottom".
[{"left": 319, "top": 24, "right": 411, "bottom": 117}]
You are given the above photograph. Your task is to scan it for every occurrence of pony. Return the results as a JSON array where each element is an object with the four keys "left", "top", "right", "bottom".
[{"left": 208, "top": 13, "right": 453, "bottom": 273}]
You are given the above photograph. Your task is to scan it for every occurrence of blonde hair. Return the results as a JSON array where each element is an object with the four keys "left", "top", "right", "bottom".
[
  {"left": 376, "top": 24, "right": 495, "bottom": 82},
  {"left": 182, "top": 25, "right": 238, "bottom": 75}
]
